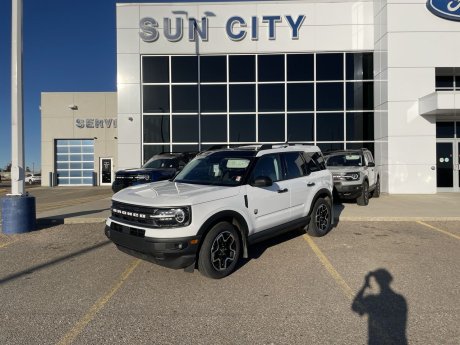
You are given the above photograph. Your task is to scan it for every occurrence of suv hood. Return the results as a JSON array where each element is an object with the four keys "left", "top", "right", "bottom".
[
  {"left": 327, "top": 166, "right": 364, "bottom": 172},
  {"left": 112, "top": 180, "right": 241, "bottom": 207},
  {"left": 116, "top": 168, "right": 174, "bottom": 175}
]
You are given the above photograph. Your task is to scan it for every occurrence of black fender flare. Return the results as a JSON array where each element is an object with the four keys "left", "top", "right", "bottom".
[
  {"left": 308, "top": 188, "right": 334, "bottom": 224},
  {"left": 197, "top": 210, "right": 250, "bottom": 258}
]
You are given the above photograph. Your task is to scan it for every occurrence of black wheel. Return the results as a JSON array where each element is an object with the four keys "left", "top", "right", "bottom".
[
  {"left": 307, "top": 198, "right": 332, "bottom": 237},
  {"left": 357, "top": 181, "right": 369, "bottom": 206},
  {"left": 28, "top": 180, "right": 33, "bottom": 185},
  {"left": 198, "top": 222, "right": 241, "bottom": 279},
  {"left": 372, "top": 177, "right": 380, "bottom": 198}
]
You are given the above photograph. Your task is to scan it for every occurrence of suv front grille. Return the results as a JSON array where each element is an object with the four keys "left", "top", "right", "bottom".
[{"left": 111, "top": 201, "right": 156, "bottom": 226}]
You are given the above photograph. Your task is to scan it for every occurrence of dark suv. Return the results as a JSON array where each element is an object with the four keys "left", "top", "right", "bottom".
[{"left": 112, "top": 152, "right": 196, "bottom": 193}]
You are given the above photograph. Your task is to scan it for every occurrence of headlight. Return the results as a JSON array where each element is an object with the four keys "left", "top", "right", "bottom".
[
  {"left": 345, "top": 172, "right": 360, "bottom": 180},
  {"left": 135, "top": 174, "right": 150, "bottom": 181},
  {"left": 151, "top": 207, "right": 191, "bottom": 227}
]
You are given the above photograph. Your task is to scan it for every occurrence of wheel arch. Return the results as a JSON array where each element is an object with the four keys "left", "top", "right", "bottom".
[{"left": 308, "top": 188, "right": 334, "bottom": 224}]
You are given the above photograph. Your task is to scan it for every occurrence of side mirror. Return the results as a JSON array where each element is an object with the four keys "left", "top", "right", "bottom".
[
  {"left": 368, "top": 162, "right": 376, "bottom": 168},
  {"left": 251, "top": 176, "right": 273, "bottom": 187}
]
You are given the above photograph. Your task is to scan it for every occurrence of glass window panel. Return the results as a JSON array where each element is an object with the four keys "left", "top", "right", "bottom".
[
  {"left": 346, "top": 53, "right": 373, "bottom": 80},
  {"left": 457, "top": 122, "right": 460, "bottom": 138},
  {"left": 82, "top": 154, "right": 94, "bottom": 162},
  {"left": 143, "top": 115, "right": 170, "bottom": 143},
  {"left": 57, "top": 162, "right": 68, "bottom": 170},
  {"left": 69, "top": 178, "right": 83, "bottom": 185},
  {"left": 250, "top": 154, "right": 282, "bottom": 182},
  {"left": 229, "top": 85, "right": 255, "bottom": 112},
  {"left": 317, "top": 113, "right": 344, "bottom": 141},
  {"left": 172, "top": 86, "right": 198, "bottom": 113},
  {"left": 200, "top": 85, "right": 227, "bottom": 112},
  {"left": 83, "top": 162, "right": 93, "bottom": 169},
  {"left": 70, "top": 163, "right": 82, "bottom": 170},
  {"left": 287, "top": 83, "right": 314, "bottom": 111},
  {"left": 258, "top": 54, "right": 284, "bottom": 82},
  {"left": 143, "top": 145, "right": 169, "bottom": 163},
  {"left": 229, "top": 55, "right": 255, "bottom": 82},
  {"left": 346, "top": 82, "right": 373, "bottom": 110},
  {"left": 284, "top": 152, "right": 307, "bottom": 179},
  {"left": 287, "top": 113, "right": 314, "bottom": 141},
  {"left": 435, "top": 75, "right": 454, "bottom": 90},
  {"left": 287, "top": 54, "right": 313, "bottom": 81},
  {"left": 82, "top": 170, "right": 93, "bottom": 177},
  {"left": 317, "top": 142, "right": 344, "bottom": 153},
  {"left": 69, "top": 146, "right": 81, "bottom": 153},
  {"left": 316, "top": 53, "right": 343, "bottom": 81},
  {"left": 455, "top": 76, "right": 460, "bottom": 90},
  {"left": 143, "top": 85, "right": 170, "bottom": 113},
  {"left": 172, "top": 145, "right": 199, "bottom": 153},
  {"left": 82, "top": 178, "right": 93, "bottom": 185},
  {"left": 70, "top": 155, "right": 81, "bottom": 162},
  {"left": 436, "top": 122, "right": 455, "bottom": 138},
  {"left": 142, "top": 56, "right": 169, "bottom": 83},
  {"left": 200, "top": 56, "right": 226, "bottom": 82},
  {"left": 347, "top": 142, "right": 375, "bottom": 156},
  {"left": 230, "top": 115, "right": 256, "bottom": 142},
  {"left": 57, "top": 154, "right": 69, "bottom": 162},
  {"left": 259, "top": 114, "right": 285, "bottom": 142},
  {"left": 172, "top": 115, "right": 199, "bottom": 142},
  {"left": 57, "top": 170, "right": 69, "bottom": 178},
  {"left": 82, "top": 146, "right": 94, "bottom": 153},
  {"left": 56, "top": 140, "right": 69, "bottom": 145},
  {"left": 316, "top": 83, "right": 344, "bottom": 111},
  {"left": 171, "top": 56, "right": 197, "bottom": 82},
  {"left": 258, "top": 84, "right": 285, "bottom": 112},
  {"left": 70, "top": 170, "right": 82, "bottom": 177},
  {"left": 346, "top": 112, "right": 374, "bottom": 141},
  {"left": 56, "top": 146, "right": 68, "bottom": 154},
  {"left": 82, "top": 140, "right": 93, "bottom": 146},
  {"left": 68, "top": 140, "right": 82, "bottom": 146},
  {"left": 58, "top": 178, "right": 70, "bottom": 185},
  {"left": 201, "top": 115, "right": 227, "bottom": 142}
]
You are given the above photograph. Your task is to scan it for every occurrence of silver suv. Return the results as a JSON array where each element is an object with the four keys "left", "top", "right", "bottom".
[{"left": 325, "top": 149, "right": 380, "bottom": 206}]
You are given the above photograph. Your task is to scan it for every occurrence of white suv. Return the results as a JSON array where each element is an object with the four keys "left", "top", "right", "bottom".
[{"left": 105, "top": 145, "right": 333, "bottom": 279}]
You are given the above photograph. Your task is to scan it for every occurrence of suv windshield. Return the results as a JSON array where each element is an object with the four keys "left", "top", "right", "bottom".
[
  {"left": 143, "top": 158, "right": 179, "bottom": 169},
  {"left": 174, "top": 151, "right": 253, "bottom": 186},
  {"left": 326, "top": 153, "right": 363, "bottom": 167}
]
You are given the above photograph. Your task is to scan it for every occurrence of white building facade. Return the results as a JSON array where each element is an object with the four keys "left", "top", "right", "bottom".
[{"left": 116, "top": 0, "right": 460, "bottom": 194}]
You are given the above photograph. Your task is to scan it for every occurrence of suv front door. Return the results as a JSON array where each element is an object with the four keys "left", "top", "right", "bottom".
[
  {"left": 246, "top": 154, "right": 291, "bottom": 233},
  {"left": 365, "top": 152, "right": 376, "bottom": 187}
]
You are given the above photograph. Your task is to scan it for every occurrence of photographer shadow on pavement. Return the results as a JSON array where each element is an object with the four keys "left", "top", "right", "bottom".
[{"left": 352, "top": 269, "right": 408, "bottom": 345}]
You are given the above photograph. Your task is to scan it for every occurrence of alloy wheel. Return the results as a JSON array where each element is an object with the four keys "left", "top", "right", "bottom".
[
  {"left": 210, "top": 231, "right": 237, "bottom": 271},
  {"left": 315, "top": 204, "right": 329, "bottom": 232}
]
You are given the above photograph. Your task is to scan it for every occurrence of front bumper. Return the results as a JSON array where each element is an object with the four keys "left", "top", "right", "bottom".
[
  {"left": 105, "top": 222, "right": 200, "bottom": 269},
  {"left": 333, "top": 182, "right": 363, "bottom": 199}
]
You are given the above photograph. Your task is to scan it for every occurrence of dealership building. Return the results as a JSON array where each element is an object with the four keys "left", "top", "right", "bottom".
[{"left": 41, "top": 0, "right": 460, "bottom": 193}]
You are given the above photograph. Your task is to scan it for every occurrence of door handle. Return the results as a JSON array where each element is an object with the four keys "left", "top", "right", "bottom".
[
  {"left": 307, "top": 182, "right": 315, "bottom": 187},
  {"left": 277, "top": 188, "right": 288, "bottom": 193}
]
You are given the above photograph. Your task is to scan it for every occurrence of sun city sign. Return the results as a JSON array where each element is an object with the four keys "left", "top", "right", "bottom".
[{"left": 139, "top": 13, "right": 306, "bottom": 42}]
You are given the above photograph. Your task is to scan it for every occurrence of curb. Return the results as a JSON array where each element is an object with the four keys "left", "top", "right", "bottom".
[{"left": 335, "top": 216, "right": 460, "bottom": 222}]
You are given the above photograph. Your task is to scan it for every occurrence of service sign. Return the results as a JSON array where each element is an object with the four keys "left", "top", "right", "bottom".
[{"left": 427, "top": 0, "right": 460, "bottom": 21}]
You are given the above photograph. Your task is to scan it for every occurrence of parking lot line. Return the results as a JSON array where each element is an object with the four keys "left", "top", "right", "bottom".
[
  {"left": 56, "top": 258, "right": 141, "bottom": 345},
  {"left": 416, "top": 221, "right": 460, "bottom": 240},
  {"left": 303, "top": 235, "right": 354, "bottom": 300}
]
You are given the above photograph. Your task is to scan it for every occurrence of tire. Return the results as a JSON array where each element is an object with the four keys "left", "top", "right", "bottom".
[
  {"left": 357, "top": 181, "right": 369, "bottom": 206},
  {"left": 307, "top": 197, "right": 332, "bottom": 237},
  {"left": 372, "top": 177, "right": 380, "bottom": 198},
  {"left": 28, "top": 179, "right": 33, "bottom": 185},
  {"left": 198, "top": 222, "right": 241, "bottom": 279}
]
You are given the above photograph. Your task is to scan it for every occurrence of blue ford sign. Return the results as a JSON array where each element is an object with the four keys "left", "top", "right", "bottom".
[{"left": 427, "top": 0, "right": 460, "bottom": 21}]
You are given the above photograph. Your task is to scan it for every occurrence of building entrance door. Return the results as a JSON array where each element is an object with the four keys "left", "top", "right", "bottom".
[
  {"left": 436, "top": 141, "right": 459, "bottom": 191},
  {"left": 100, "top": 158, "right": 113, "bottom": 186}
]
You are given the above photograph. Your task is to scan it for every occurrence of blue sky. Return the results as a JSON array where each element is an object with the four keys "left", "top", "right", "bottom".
[{"left": 0, "top": 0, "right": 247, "bottom": 172}]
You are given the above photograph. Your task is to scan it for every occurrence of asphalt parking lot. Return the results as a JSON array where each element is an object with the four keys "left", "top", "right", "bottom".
[{"left": 0, "top": 220, "right": 458, "bottom": 344}]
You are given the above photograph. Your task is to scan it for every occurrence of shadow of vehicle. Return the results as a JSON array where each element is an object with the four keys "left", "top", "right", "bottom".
[
  {"left": 35, "top": 208, "right": 109, "bottom": 230},
  {"left": 352, "top": 268, "right": 408, "bottom": 345}
]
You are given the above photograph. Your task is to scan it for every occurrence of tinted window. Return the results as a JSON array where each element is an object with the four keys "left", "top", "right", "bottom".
[
  {"left": 172, "top": 144, "right": 199, "bottom": 153},
  {"left": 171, "top": 56, "right": 197, "bottom": 82},
  {"left": 435, "top": 75, "right": 453, "bottom": 90},
  {"left": 230, "top": 85, "right": 256, "bottom": 112},
  {"left": 303, "top": 152, "right": 321, "bottom": 173},
  {"left": 143, "top": 86, "right": 169, "bottom": 113},
  {"left": 284, "top": 152, "right": 307, "bottom": 179},
  {"left": 143, "top": 56, "right": 169, "bottom": 83},
  {"left": 258, "top": 54, "right": 284, "bottom": 81},
  {"left": 287, "top": 84, "right": 314, "bottom": 111},
  {"left": 347, "top": 143, "right": 375, "bottom": 156},
  {"left": 201, "top": 115, "right": 227, "bottom": 142},
  {"left": 172, "top": 115, "right": 198, "bottom": 142},
  {"left": 143, "top": 115, "right": 170, "bottom": 143},
  {"left": 346, "top": 112, "right": 374, "bottom": 141},
  {"left": 316, "top": 53, "right": 343, "bottom": 81},
  {"left": 287, "top": 113, "right": 314, "bottom": 141},
  {"left": 317, "top": 142, "right": 344, "bottom": 153},
  {"left": 317, "top": 113, "right": 344, "bottom": 141},
  {"left": 230, "top": 115, "right": 256, "bottom": 142},
  {"left": 200, "top": 85, "right": 227, "bottom": 112},
  {"left": 346, "top": 82, "right": 373, "bottom": 110},
  {"left": 200, "top": 56, "right": 226, "bottom": 82},
  {"left": 258, "top": 114, "right": 285, "bottom": 142},
  {"left": 229, "top": 55, "right": 255, "bottom": 82},
  {"left": 143, "top": 145, "right": 168, "bottom": 163},
  {"left": 316, "top": 83, "right": 343, "bottom": 111},
  {"left": 436, "top": 122, "right": 455, "bottom": 138},
  {"left": 346, "top": 53, "right": 373, "bottom": 80},
  {"left": 172, "top": 86, "right": 198, "bottom": 113},
  {"left": 250, "top": 154, "right": 282, "bottom": 182},
  {"left": 287, "top": 54, "right": 313, "bottom": 81},
  {"left": 258, "top": 84, "right": 285, "bottom": 111}
]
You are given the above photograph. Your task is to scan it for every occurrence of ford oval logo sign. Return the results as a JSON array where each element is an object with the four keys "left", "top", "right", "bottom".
[{"left": 427, "top": 0, "right": 460, "bottom": 21}]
